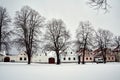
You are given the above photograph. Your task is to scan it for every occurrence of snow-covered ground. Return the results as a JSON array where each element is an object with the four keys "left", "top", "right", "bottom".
[{"left": 0, "top": 62, "right": 120, "bottom": 80}]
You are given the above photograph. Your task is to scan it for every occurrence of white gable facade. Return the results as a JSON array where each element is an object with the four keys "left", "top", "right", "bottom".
[
  {"left": 15, "top": 51, "right": 28, "bottom": 62},
  {"left": 32, "top": 51, "right": 57, "bottom": 63},
  {"left": 60, "top": 48, "right": 78, "bottom": 63}
]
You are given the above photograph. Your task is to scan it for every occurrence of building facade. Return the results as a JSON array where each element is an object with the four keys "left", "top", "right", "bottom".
[
  {"left": 77, "top": 49, "right": 94, "bottom": 63},
  {"left": 93, "top": 48, "right": 115, "bottom": 62},
  {"left": 0, "top": 48, "right": 116, "bottom": 63}
]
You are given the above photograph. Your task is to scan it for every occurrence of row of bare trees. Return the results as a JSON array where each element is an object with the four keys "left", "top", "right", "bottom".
[
  {"left": 0, "top": 6, "right": 119, "bottom": 64},
  {"left": 76, "top": 21, "right": 120, "bottom": 64},
  {"left": 0, "top": 6, "right": 45, "bottom": 64},
  {"left": 0, "top": 6, "right": 70, "bottom": 64}
]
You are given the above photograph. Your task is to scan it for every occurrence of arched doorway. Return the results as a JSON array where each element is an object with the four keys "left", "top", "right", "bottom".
[
  {"left": 49, "top": 57, "right": 55, "bottom": 64},
  {"left": 4, "top": 57, "right": 10, "bottom": 62}
]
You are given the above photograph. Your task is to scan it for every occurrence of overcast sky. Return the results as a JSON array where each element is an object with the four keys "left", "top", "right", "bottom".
[{"left": 0, "top": 0, "right": 120, "bottom": 38}]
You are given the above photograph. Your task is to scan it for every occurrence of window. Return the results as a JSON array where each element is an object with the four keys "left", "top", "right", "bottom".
[
  {"left": 90, "top": 57, "right": 92, "bottom": 60},
  {"left": 73, "top": 57, "right": 76, "bottom": 60},
  {"left": 112, "top": 57, "right": 114, "bottom": 60},
  {"left": 108, "top": 57, "right": 110, "bottom": 60},
  {"left": 86, "top": 57, "right": 88, "bottom": 60},
  {"left": 20, "top": 57, "right": 22, "bottom": 60},
  {"left": 65, "top": 52, "right": 67, "bottom": 54},
  {"left": 68, "top": 57, "right": 71, "bottom": 60},
  {"left": 63, "top": 58, "right": 66, "bottom": 60},
  {"left": 24, "top": 57, "right": 26, "bottom": 60},
  {"left": 45, "top": 53, "right": 47, "bottom": 56},
  {"left": 71, "top": 52, "right": 72, "bottom": 54}
]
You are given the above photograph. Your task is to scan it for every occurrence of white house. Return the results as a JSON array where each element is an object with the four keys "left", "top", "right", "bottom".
[
  {"left": 2, "top": 51, "right": 28, "bottom": 62},
  {"left": 1, "top": 48, "right": 78, "bottom": 63},
  {"left": 0, "top": 54, "right": 4, "bottom": 62},
  {"left": 60, "top": 47, "right": 78, "bottom": 63},
  {"left": 32, "top": 52, "right": 48, "bottom": 63},
  {"left": 32, "top": 51, "right": 57, "bottom": 64},
  {"left": 0, "top": 51, "right": 6, "bottom": 62},
  {"left": 15, "top": 51, "right": 28, "bottom": 62},
  {"left": 0, "top": 50, "right": 57, "bottom": 63}
]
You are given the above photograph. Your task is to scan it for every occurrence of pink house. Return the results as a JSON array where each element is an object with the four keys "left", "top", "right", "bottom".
[
  {"left": 77, "top": 48, "right": 116, "bottom": 63},
  {"left": 93, "top": 48, "right": 115, "bottom": 62},
  {"left": 77, "top": 49, "right": 94, "bottom": 63}
]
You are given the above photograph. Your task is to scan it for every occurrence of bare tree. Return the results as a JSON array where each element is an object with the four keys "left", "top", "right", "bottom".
[
  {"left": 44, "top": 19, "right": 70, "bottom": 64},
  {"left": 88, "top": 0, "right": 110, "bottom": 13},
  {"left": 95, "top": 28, "right": 113, "bottom": 63},
  {"left": 114, "top": 36, "right": 120, "bottom": 49},
  {"left": 0, "top": 6, "right": 11, "bottom": 53},
  {"left": 14, "top": 6, "right": 45, "bottom": 64},
  {"left": 76, "top": 21, "right": 94, "bottom": 64}
]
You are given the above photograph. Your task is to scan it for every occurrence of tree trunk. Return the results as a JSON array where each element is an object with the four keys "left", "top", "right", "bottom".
[
  {"left": 82, "top": 50, "right": 85, "bottom": 64},
  {"left": 104, "top": 51, "right": 106, "bottom": 63},
  {"left": 101, "top": 47, "right": 106, "bottom": 63},
  {"left": 27, "top": 52, "right": 31, "bottom": 64},
  {"left": 103, "top": 55, "right": 106, "bottom": 63},
  {"left": 56, "top": 50, "right": 60, "bottom": 65},
  {"left": 82, "top": 52, "right": 85, "bottom": 64},
  {"left": 103, "top": 49, "right": 106, "bottom": 63},
  {"left": 78, "top": 55, "right": 81, "bottom": 64}
]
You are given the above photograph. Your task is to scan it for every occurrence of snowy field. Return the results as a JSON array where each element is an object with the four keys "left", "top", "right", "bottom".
[{"left": 0, "top": 62, "right": 120, "bottom": 80}]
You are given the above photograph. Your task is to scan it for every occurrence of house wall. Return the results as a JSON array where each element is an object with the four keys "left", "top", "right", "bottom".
[
  {"left": 32, "top": 56, "right": 48, "bottom": 63},
  {"left": 60, "top": 50, "right": 78, "bottom": 63},
  {"left": 60, "top": 55, "right": 78, "bottom": 63},
  {"left": 1, "top": 51, "right": 58, "bottom": 63},
  {"left": 15, "top": 52, "right": 28, "bottom": 62},
  {"left": 0, "top": 52, "right": 28, "bottom": 62},
  {"left": 118, "top": 52, "right": 120, "bottom": 62},
  {"left": 113, "top": 52, "right": 119, "bottom": 62},
  {"left": 106, "top": 55, "right": 115, "bottom": 62},
  {"left": 9, "top": 56, "right": 16, "bottom": 62},
  {"left": 0, "top": 49, "right": 117, "bottom": 63},
  {"left": 78, "top": 50, "right": 94, "bottom": 63},
  {"left": 93, "top": 55, "right": 115, "bottom": 62},
  {"left": 0, "top": 56, "right": 3, "bottom": 62},
  {"left": 0, "top": 51, "right": 5, "bottom": 62},
  {"left": 80, "top": 56, "right": 94, "bottom": 62},
  {"left": 32, "top": 53, "right": 57, "bottom": 63}
]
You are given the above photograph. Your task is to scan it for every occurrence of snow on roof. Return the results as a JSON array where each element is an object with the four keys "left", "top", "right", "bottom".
[
  {"left": 113, "top": 47, "right": 120, "bottom": 52},
  {"left": 0, "top": 51, "right": 6, "bottom": 56},
  {"left": 44, "top": 51, "right": 56, "bottom": 57}
]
